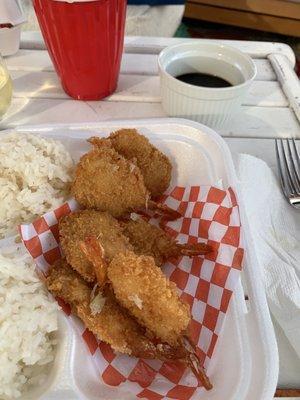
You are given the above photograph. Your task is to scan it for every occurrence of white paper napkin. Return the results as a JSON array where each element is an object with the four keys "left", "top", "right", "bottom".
[{"left": 236, "top": 154, "right": 300, "bottom": 359}]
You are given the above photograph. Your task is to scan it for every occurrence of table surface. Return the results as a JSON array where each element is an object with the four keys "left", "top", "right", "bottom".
[{"left": 2, "top": 32, "right": 300, "bottom": 397}]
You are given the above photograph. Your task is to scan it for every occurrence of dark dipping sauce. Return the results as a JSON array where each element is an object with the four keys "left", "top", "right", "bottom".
[{"left": 176, "top": 73, "right": 232, "bottom": 88}]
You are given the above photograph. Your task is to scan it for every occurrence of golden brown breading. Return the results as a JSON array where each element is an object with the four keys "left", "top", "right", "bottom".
[
  {"left": 59, "top": 210, "right": 132, "bottom": 282},
  {"left": 71, "top": 146, "right": 149, "bottom": 218},
  {"left": 79, "top": 238, "right": 212, "bottom": 390},
  {"left": 122, "top": 218, "right": 178, "bottom": 266},
  {"left": 77, "top": 290, "right": 188, "bottom": 360},
  {"left": 89, "top": 129, "right": 172, "bottom": 199},
  {"left": 46, "top": 258, "right": 91, "bottom": 304},
  {"left": 122, "top": 218, "right": 212, "bottom": 267},
  {"left": 108, "top": 251, "right": 191, "bottom": 346},
  {"left": 46, "top": 258, "right": 188, "bottom": 360}
]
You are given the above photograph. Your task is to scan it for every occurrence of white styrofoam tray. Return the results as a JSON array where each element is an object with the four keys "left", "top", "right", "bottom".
[{"left": 0, "top": 118, "right": 279, "bottom": 400}]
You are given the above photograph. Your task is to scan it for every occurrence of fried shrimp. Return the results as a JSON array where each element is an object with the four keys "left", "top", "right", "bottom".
[
  {"left": 81, "top": 238, "right": 190, "bottom": 346},
  {"left": 71, "top": 146, "right": 148, "bottom": 218},
  {"left": 108, "top": 251, "right": 190, "bottom": 346},
  {"left": 122, "top": 218, "right": 212, "bottom": 266},
  {"left": 59, "top": 210, "right": 133, "bottom": 282},
  {"left": 46, "top": 259, "right": 193, "bottom": 362},
  {"left": 89, "top": 129, "right": 172, "bottom": 199},
  {"left": 81, "top": 237, "right": 212, "bottom": 389},
  {"left": 71, "top": 145, "right": 180, "bottom": 220},
  {"left": 46, "top": 258, "right": 91, "bottom": 305}
]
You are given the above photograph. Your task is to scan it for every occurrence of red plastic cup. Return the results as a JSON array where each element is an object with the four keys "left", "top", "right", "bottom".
[{"left": 33, "top": 0, "right": 127, "bottom": 100}]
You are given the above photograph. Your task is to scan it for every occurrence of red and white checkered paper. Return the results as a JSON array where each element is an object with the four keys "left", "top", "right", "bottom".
[{"left": 19, "top": 185, "right": 244, "bottom": 400}]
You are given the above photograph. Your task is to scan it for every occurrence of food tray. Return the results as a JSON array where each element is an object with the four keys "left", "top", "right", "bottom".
[{"left": 0, "top": 118, "right": 279, "bottom": 400}]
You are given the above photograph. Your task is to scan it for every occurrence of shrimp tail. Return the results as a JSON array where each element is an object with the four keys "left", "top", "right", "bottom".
[
  {"left": 178, "top": 242, "right": 212, "bottom": 256},
  {"left": 183, "top": 336, "right": 213, "bottom": 390},
  {"left": 148, "top": 200, "right": 182, "bottom": 221},
  {"left": 80, "top": 236, "right": 108, "bottom": 288}
]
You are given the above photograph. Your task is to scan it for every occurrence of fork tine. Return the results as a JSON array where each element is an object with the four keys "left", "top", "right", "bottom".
[
  {"left": 286, "top": 139, "right": 300, "bottom": 194},
  {"left": 291, "top": 138, "right": 300, "bottom": 170},
  {"left": 279, "top": 139, "right": 298, "bottom": 195},
  {"left": 276, "top": 139, "right": 291, "bottom": 198}
]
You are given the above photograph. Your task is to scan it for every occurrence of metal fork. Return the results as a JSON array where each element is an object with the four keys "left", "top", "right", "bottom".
[{"left": 275, "top": 138, "right": 300, "bottom": 209}]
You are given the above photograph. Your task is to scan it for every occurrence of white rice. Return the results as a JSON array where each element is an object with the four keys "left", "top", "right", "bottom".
[
  {"left": 0, "top": 132, "right": 74, "bottom": 238},
  {"left": 0, "top": 249, "right": 58, "bottom": 399}
]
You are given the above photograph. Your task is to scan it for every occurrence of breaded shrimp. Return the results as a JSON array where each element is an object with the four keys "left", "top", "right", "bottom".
[
  {"left": 81, "top": 238, "right": 190, "bottom": 344},
  {"left": 59, "top": 210, "right": 132, "bottom": 282},
  {"left": 71, "top": 145, "right": 181, "bottom": 220},
  {"left": 46, "top": 259, "right": 190, "bottom": 361},
  {"left": 71, "top": 146, "right": 148, "bottom": 218},
  {"left": 46, "top": 258, "right": 91, "bottom": 305},
  {"left": 122, "top": 218, "right": 212, "bottom": 267},
  {"left": 81, "top": 237, "right": 212, "bottom": 389},
  {"left": 108, "top": 251, "right": 190, "bottom": 346},
  {"left": 89, "top": 129, "right": 172, "bottom": 199}
]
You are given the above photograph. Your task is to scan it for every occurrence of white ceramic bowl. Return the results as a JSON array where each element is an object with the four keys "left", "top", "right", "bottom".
[
  {"left": 0, "top": 0, "right": 26, "bottom": 56},
  {"left": 0, "top": 25, "right": 23, "bottom": 56},
  {"left": 158, "top": 41, "right": 257, "bottom": 128}
]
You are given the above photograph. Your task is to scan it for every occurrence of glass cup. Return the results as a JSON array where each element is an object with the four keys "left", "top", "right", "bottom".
[{"left": 0, "top": 55, "right": 13, "bottom": 118}]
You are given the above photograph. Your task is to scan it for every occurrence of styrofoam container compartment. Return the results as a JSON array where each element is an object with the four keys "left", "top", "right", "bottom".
[
  {"left": 0, "top": 0, "right": 26, "bottom": 56},
  {"left": 0, "top": 118, "right": 278, "bottom": 400}
]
